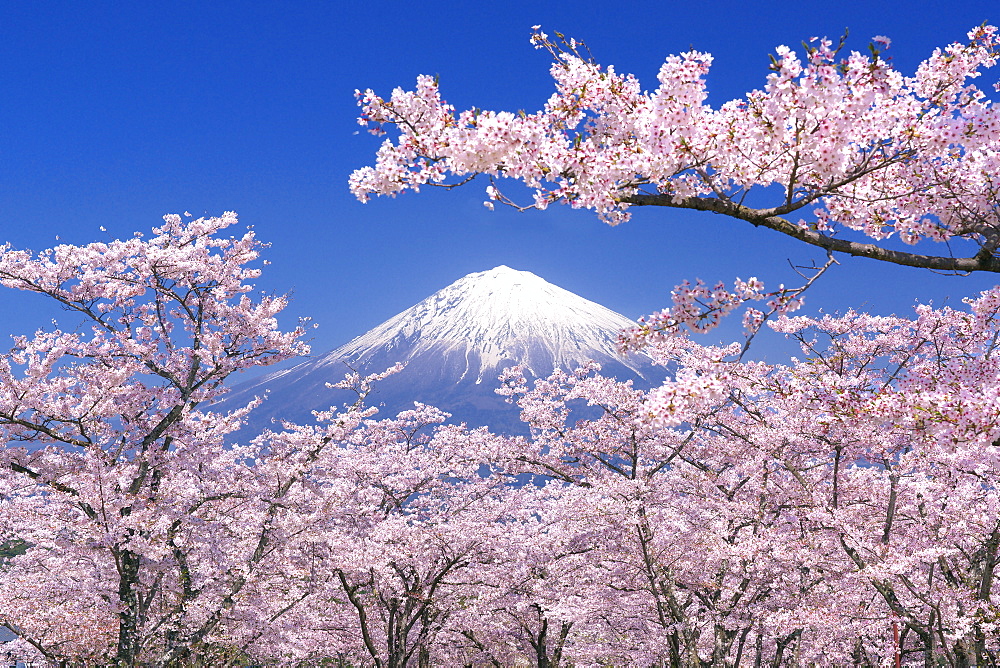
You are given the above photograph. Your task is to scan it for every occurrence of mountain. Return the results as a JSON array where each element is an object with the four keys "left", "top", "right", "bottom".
[{"left": 222, "top": 266, "right": 666, "bottom": 435}]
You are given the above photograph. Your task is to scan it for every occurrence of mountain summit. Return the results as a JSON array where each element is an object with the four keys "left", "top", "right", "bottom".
[
  {"left": 328, "top": 265, "right": 654, "bottom": 384},
  {"left": 225, "top": 266, "right": 664, "bottom": 434}
]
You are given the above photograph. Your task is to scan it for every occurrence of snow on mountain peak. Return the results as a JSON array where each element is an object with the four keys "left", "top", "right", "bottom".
[
  {"left": 224, "top": 267, "right": 665, "bottom": 436},
  {"left": 321, "top": 266, "right": 646, "bottom": 383}
]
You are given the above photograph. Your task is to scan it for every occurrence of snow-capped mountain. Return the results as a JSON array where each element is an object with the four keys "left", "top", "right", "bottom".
[{"left": 223, "top": 266, "right": 665, "bottom": 434}]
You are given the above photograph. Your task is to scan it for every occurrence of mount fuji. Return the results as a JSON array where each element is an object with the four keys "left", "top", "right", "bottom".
[{"left": 223, "top": 266, "right": 666, "bottom": 435}]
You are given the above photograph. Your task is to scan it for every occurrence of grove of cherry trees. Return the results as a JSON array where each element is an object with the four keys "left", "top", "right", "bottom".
[{"left": 4, "top": 23, "right": 1000, "bottom": 668}]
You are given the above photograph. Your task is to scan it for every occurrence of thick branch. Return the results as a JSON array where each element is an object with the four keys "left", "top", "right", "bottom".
[
  {"left": 621, "top": 194, "right": 1000, "bottom": 273},
  {"left": 8, "top": 462, "right": 100, "bottom": 522}
]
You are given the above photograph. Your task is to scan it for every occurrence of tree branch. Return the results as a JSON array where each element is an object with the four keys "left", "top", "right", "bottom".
[{"left": 620, "top": 193, "right": 1000, "bottom": 273}]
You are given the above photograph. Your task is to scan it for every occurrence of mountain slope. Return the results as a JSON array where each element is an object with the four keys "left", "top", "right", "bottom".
[{"left": 222, "top": 266, "right": 665, "bottom": 435}]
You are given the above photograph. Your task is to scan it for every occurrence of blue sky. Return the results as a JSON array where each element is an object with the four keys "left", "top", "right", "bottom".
[{"left": 2, "top": 0, "right": 998, "bottom": 366}]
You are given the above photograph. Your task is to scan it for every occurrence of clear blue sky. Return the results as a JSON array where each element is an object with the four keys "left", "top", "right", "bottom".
[{"left": 2, "top": 0, "right": 998, "bottom": 364}]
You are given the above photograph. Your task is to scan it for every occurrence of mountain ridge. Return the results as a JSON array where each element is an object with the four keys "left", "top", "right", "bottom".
[{"left": 222, "top": 266, "right": 665, "bottom": 435}]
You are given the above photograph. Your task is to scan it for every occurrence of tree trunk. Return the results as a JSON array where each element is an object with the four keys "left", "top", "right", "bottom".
[
  {"left": 115, "top": 548, "right": 143, "bottom": 667},
  {"left": 535, "top": 616, "right": 550, "bottom": 668},
  {"left": 974, "top": 525, "right": 1000, "bottom": 666}
]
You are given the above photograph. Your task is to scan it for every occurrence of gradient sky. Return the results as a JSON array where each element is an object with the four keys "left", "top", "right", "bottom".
[{"left": 2, "top": 0, "right": 999, "bottom": 371}]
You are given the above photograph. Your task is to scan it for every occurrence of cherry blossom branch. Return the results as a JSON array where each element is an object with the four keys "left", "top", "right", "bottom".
[
  {"left": 353, "top": 24, "right": 1000, "bottom": 274},
  {"left": 620, "top": 192, "right": 1000, "bottom": 272},
  {"left": 620, "top": 253, "right": 837, "bottom": 357}
]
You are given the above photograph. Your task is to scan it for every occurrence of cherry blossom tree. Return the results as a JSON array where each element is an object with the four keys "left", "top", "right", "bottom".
[
  {"left": 246, "top": 402, "right": 519, "bottom": 667},
  {"left": 494, "top": 362, "right": 843, "bottom": 666},
  {"left": 762, "top": 293, "right": 1000, "bottom": 667},
  {"left": 0, "top": 213, "right": 316, "bottom": 666}
]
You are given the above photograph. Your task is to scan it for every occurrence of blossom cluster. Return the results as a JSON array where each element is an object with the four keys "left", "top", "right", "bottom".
[
  {"left": 618, "top": 273, "right": 813, "bottom": 358},
  {"left": 352, "top": 25, "right": 1000, "bottom": 245}
]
